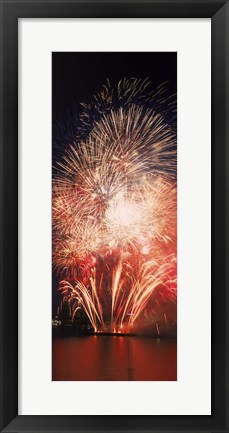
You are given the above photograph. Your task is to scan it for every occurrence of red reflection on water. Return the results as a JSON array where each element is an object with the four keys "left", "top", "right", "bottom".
[{"left": 52, "top": 336, "right": 176, "bottom": 381}]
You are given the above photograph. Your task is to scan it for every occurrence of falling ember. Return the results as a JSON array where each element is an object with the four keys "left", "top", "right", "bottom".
[{"left": 53, "top": 78, "right": 177, "bottom": 334}]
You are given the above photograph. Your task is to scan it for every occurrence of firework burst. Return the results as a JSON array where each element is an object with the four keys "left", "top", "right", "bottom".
[{"left": 53, "top": 79, "right": 177, "bottom": 333}]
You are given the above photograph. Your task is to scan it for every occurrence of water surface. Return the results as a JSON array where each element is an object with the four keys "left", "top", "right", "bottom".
[{"left": 52, "top": 335, "right": 176, "bottom": 381}]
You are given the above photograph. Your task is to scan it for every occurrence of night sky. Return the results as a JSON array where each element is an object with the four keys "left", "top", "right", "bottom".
[
  {"left": 52, "top": 52, "right": 177, "bottom": 317},
  {"left": 52, "top": 52, "right": 177, "bottom": 119}
]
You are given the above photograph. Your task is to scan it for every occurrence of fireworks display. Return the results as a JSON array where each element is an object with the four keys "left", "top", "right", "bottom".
[{"left": 53, "top": 78, "right": 177, "bottom": 334}]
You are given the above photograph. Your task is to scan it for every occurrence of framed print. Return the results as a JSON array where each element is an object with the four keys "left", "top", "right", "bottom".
[
  {"left": 20, "top": 19, "right": 211, "bottom": 416},
  {"left": 0, "top": 1, "right": 228, "bottom": 433}
]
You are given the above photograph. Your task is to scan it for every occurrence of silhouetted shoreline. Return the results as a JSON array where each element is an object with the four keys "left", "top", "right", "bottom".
[{"left": 52, "top": 326, "right": 176, "bottom": 339}]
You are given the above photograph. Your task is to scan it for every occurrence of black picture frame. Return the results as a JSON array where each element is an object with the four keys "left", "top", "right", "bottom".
[{"left": 0, "top": 1, "right": 228, "bottom": 432}]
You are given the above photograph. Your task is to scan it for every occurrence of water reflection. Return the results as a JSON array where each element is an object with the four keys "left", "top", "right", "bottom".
[{"left": 52, "top": 336, "right": 176, "bottom": 381}]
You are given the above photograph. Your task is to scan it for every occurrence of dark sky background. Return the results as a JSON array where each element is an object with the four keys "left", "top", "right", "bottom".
[
  {"left": 52, "top": 52, "right": 177, "bottom": 316},
  {"left": 53, "top": 52, "right": 177, "bottom": 118}
]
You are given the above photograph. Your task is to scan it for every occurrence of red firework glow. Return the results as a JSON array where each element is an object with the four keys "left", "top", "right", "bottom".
[{"left": 52, "top": 79, "right": 177, "bottom": 334}]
